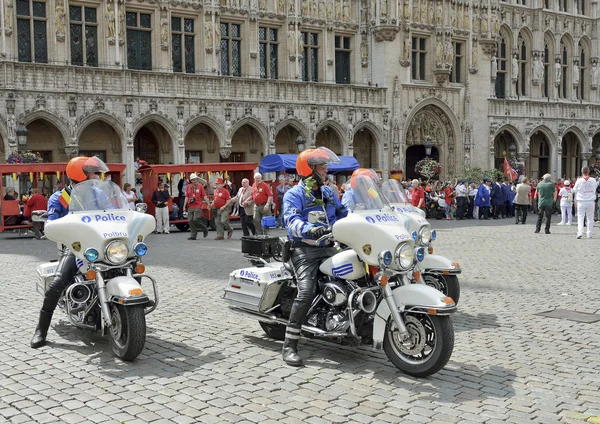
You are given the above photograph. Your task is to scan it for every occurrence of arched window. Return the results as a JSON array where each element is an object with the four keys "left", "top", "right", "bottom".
[
  {"left": 496, "top": 36, "right": 508, "bottom": 99},
  {"left": 578, "top": 40, "right": 588, "bottom": 100},
  {"left": 560, "top": 42, "right": 568, "bottom": 99},
  {"left": 559, "top": 0, "right": 567, "bottom": 12},
  {"left": 543, "top": 43, "right": 550, "bottom": 98},
  {"left": 517, "top": 36, "right": 527, "bottom": 96}
]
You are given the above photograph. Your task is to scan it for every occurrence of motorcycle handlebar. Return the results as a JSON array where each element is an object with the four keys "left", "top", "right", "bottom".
[{"left": 316, "top": 230, "right": 333, "bottom": 244}]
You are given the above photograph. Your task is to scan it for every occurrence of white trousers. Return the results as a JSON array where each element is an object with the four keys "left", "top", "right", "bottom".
[
  {"left": 155, "top": 207, "right": 170, "bottom": 233},
  {"left": 577, "top": 201, "right": 595, "bottom": 237},
  {"left": 560, "top": 204, "right": 573, "bottom": 225}
]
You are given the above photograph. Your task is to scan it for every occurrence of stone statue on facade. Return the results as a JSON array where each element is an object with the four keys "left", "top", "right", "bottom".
[
  {"left": 428, "top": 0, "right": 434, "bottom": 24},
  {"left": 473, "top": 13, "right": 480, "bottom": 33},
  {"left": 4, "top": 1, "right": 13, "bottom": 36},
  {"left": 289, "top": 0, "right": 296, "bottom": 14},
  {"left": 450, "top": 6, "right": 456, "bottom": 28},
  {"left": 327, "top": 0, "right": 333, "bottom": 20},
  {"left": 205, "top": 19, "right": 213, "bottom": 48},
  {"left": 225, "top": 119, "right": 232, "bottom": 143},
  {"left": 592, "top": 61, "right": 599, "bottom": 86},
  {"left": 310, "top": 0, "right": 317, "bottom": 16},
  {"left": 472, "top": 42, "right": 478, "bottom": 67},
  {"left": 404, "top": 35, "right": 411, "bottom": 60},
  {"left": 421, "top": 1, "right": 427, "bottom": 23},
  {"left": 435, "top": 1, "right": 442, "bottom": 26},
  {"left": 69, "top": 114, "right": 77, "bottom": 141},
  {"left": 343, "top": 0, "right": 350, "bottom": 20},
  {"left": 106, "top": 3, "right": 116, "bottom": 40},
  {"left": 403, "top": 0, "right": 410, "bottom": 20},
  {"left": 555, "top": 58, "right": 561, "bottom": 83},
  {"left": 443, "top": 38, "right": 453, "bottom": 68},
  {"left": 573, "top": 62, "right": 580, "bottom": 85},
  {"left": 118, "top": 3, "right": 125, "bottom": 43},
  {"left": 463, "top": 9, "right": 469, "bottom": 30},
  {"left": 512, "top": 55, "right": 518, "bottom": 79},
  {"left": 125, "top": 115, "right": 133, "bottom": 141},
  {"left": 288, "top": 26, "right": 296, "bottom": 55},
  {"left": 481, "top": 13, "right": 488, "bottom": 33},
  {"left": 6, "top": 114, "right": 15, "bottom": 140},
  {"left": 278, "top": 0, "right": 285, "bottom": 13},
  {"left": 259, "top": 0, "right": 267, "bottom": 9},
  {"left": 318, "top": 0, "right": 325, "bottom": 18},
  {"left": 335, "top": 0, "right": 342, "bottom": 20},
  {"left": 177, "top": 117, "right": 185, "bottom": 145},
  {"left": 297, "top": 29, "right": 304, "bottom": 54},
  {"left": 56, "top": 0, "right": 66, "bottom": 42},
  {"left": 361, "top": 38, "right": 368, "bottom": 66},
  {"left": 436, "top": 38, "right": 443, "bottom": 67},
  {"left": 302, "top": 0, "right": 310, "bottom": 16},
  {"left": 533, "top": 56, "right": 543, "bottom": 81},
  {"left": 491, "top": 55, "right": 498, "bottom": 78},
  {"left": 160, "top": 12, "right": 169, "bottom": 50},
  {"left": 215, "top": 22, "right": 221, "bottom": 48}
]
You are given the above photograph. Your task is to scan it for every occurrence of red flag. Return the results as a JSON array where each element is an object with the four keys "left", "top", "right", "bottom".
[{"left": 503, "top": 158, "right": 518, "bottom": 180}]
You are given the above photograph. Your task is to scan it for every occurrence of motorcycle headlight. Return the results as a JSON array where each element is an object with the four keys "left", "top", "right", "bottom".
[
  {"left": 105, "top": 240, "right": 129, "bottom": 265},
  {"left": 411, "top": 231, "right": 418, "bottom": 242},
  {"left": 394, "top": 242, "right": 415, "bottom": 270},
  {"left": 415, "top": 247, "right": 425, "bottom": 262},
  {"left": 431, "top": 230, "right": 437, "bottom": 241},
  {"left": 133, "top": 242, "right": 148, "bottom": 257},
  {"left": 419, "top": 226, "right": 432, "bottom": 245},
  {"left": 378, "top": 250, "right": 393, "bottom": 267},
  {"left": 84, "top": 248, "right": 99, "bottom": 262}
]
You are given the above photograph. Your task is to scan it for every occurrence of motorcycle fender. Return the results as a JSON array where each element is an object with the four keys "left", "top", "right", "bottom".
[
  {"left": 372, "top": 284, "right": 455, "bottom": 350},
  {"left": 105, "top": 276, "right": 149, "bottom": 305},
  {"left": 418, "top": 254, "right": 461, "bottom": 274}
]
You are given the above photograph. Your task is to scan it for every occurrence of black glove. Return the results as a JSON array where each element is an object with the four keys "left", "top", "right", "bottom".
[{"left": 307, "top": 226, "right": 327, "bottom": 239}]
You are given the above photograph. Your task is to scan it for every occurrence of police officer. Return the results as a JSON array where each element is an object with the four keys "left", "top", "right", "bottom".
[
  {"left": 282, "top": 147, "right": 347, "bottom": 366},
  {"left": 30, "top": 156, "right": 106, "bottom": 348}
]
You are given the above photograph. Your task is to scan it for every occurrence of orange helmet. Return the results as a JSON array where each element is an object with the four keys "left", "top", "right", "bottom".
[
  {"left": 350, "top": 168, "right": 380, "bottom": 188},
  {"left": 66, "top": 156, "right": 89, "bottom": 182},
  {"left": 83, "top": 156, "right": 109, "bottom": 174},
  {"left": 296, "top": 147, "right": 340, "bottom": 177}
]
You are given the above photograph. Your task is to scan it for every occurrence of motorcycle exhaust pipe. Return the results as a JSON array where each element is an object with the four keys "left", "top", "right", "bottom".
[
  {"left": 357, "top": 290, "right": 377, "bottom": 314},
  {"left": 68, "top": 284, "right": 92, "bottom": 304}
]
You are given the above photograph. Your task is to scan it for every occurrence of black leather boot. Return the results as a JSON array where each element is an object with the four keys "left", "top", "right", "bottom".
[
  {"left": 282, "top": 337, "right": 302, "bottom": 367},
  {"left": 31, "top": 310, "right": 53, "bottom": 348}
]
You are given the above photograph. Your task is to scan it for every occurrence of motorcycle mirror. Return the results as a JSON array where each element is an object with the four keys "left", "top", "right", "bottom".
[
  {"left": 31, "top": 211, "right": 48, "bottom": 223},
  {"left": 135, "top": 203, "right": 148, "bottom": 213},
  {"left": 308, "top": 211, "right": 326, "bottom": 224}
]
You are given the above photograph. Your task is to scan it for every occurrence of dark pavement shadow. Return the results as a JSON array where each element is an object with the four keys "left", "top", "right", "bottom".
[{"left": 453, "top": 312, "right": 500, "bottom": 332}]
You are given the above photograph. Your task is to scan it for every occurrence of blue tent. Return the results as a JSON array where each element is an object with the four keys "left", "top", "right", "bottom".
[{"left": 259, "top": 154, "right": 360, "bottom": 174}]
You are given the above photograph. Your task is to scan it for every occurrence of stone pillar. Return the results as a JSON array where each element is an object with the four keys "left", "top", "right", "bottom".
[
  {"left": 124, "top": 142, "right": 135, "bottom": 186},
  {"left": 581, "top": 152, "right": 592, "bottom": 168},
  {"left": 554, "top": 141, "right": 562, "bottom": 179}
]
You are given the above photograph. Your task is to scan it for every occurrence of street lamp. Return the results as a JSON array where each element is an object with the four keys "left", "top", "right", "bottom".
[
  {"left": 15, "top": 123, "right": 28, "bottom": 147},
  {"left": 508, "top": 142, "right": 517, "bottom": 158},
  {"left": 424, "top": 137, "right": 433, "bottom": 157},
  {"left": 295, "top": 135, "right": 305, "bottom": 153}
]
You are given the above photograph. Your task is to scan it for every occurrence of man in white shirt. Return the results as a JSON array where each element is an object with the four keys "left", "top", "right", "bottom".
[
  {"left": 455, "top": 180, "right": 468, "bottom": 220},
  {"left": 573, "top": 166, "right": 597, "bottom": 239}
]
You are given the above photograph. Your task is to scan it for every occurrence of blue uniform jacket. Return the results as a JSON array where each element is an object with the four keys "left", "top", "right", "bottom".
[
  {"left": 501, "top": 184, "right": 512, "bottom": 203},
  {"left": 475, "top": 184, "right": 491, "bottom": 207},
  {"left": 284, "top": 180, "right": 347, "bottom": 245},
  {"left": 491, "top": 183, "right": 503, "bottom": 205},
  {"left": 47, "top": 189, "right": 69, "bottom": 221}
]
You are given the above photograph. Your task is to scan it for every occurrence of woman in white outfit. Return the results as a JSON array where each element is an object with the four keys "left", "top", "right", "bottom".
[
  {"left": 573, "top": 167, "right": 597, "bottom": 239},
  {"left": 123, "top": 183, "right": 139, "bottom": 210},
  {"left": 557, "top": 180, "right": 573, "bottom": 226}
]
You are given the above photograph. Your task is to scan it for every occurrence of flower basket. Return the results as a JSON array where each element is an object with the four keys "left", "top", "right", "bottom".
[
  {"left": 588, "top": 161, "right": 600, "bottom": 176},
  {"left": 415, "top": 158, "right": 442, "bottom": 179},
  {"left": 7, "top": 151, "right": 44, "bottom": 164},
  {"left": 507, "top": 157, "right": 526, "bottom": 176}
]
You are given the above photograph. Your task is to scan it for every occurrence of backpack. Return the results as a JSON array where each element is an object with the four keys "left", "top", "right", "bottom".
[{"left": 566, "top": 191, "right": 574, "bottom": 203}]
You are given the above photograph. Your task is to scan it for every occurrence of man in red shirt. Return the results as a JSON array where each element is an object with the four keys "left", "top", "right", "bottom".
[
  {"left": 411, "top": 179, "right": 426, "bottom": 209},
  {"left": 183, "top": 173, "right": 209, "bottom": 240},
  {"left": 211, "top": 177, "right": 233, "bottom": 240},
  {"left": 27, "top": 188, "right": 48, "bottom": 239},
  {"left": 252, "top": 172, "right": 273, "bottom": 235}
]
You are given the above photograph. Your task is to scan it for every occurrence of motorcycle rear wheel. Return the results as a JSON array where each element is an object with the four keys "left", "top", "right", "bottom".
[
  {"left": 259, "top": 321, "right": 286, "bottom": 341},
  {"left": 383, "top": 313, "right": 454, "bottom": 378},
  {"left": 423, "top": 274, "right": 461, "bottom": 305},
  {"left": 109, "top": 304, "right": 146, "bottom": 361}
]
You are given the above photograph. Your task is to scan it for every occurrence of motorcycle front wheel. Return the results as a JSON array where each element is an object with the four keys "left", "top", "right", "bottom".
[
  {"left": 109, "top": 304, "right": 146, "bottom": 361},
  {"left": 383, "top": 313, "right": 454, "bottom": 378},
  {"left": 423, "top": 274, "right": 461, "bottom": 305}
]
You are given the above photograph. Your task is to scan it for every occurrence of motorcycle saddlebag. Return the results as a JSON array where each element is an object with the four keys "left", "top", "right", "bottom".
[
  {"left": 36, "top": 262, "right": 58, "bottom": 296},
  {"left": 241, "top": 236, "right": 281, "bottom": 258},
  {"left": 224, "top": 265, "right": 290, "bottom": 313}
]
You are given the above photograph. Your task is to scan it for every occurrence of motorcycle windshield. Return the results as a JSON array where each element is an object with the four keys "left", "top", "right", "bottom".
[
  {"left": 69, "top": 180, "right": 130, "bottom": 212},
  {"left": 347, "top": 178, "right": 390, "bottom": 211},
  {"left": 381, "top": 179, "right": 408, "bottom": 204}
]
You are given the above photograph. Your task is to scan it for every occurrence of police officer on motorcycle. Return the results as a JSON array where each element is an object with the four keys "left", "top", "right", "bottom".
[
  {"left": 31, "top": 156, "right": 107, "bottom": 348},
  {"left": 282, "top": 147, "right": 347, "bottom": 366}
]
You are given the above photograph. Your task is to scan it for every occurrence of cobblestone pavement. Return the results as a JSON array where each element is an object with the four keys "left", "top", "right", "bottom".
[{"left": 1, "top": 215, "right": 600, "bottom": 424}]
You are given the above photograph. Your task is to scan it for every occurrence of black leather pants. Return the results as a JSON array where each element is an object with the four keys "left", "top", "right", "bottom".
[
  {"left": 287, "top": 246, "right": 337, "bottom": 331},
  {"left": 41, "top": 250, "right": 78, "bottom": 315}
]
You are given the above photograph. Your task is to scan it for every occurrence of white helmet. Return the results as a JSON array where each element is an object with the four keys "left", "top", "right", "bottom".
[{"left": 564, "top": 180, "right": 571, "bottom": 186}]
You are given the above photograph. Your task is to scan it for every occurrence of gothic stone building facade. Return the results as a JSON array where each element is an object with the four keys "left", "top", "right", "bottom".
[{"left": 1, "top": 0, "right": 599, "bottom": 185}]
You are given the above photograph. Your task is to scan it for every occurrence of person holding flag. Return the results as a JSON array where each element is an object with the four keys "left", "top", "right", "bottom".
[{"left": 503, "top": 157, "right": 518, "bottom": 181}]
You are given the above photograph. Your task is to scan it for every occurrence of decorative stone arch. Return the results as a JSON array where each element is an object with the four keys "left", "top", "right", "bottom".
[
  {"left": 562, "top": 126, "right": 588, "bottom": 151},
  {"left": 492, "top": 123, "right": 525, "bottom": 153},
  {"left": 315, "top": 119, "right": 347, "bottom": 155},
  {"left": 132, "top": 114, "right": 178, "bottom": 153},
  {"left": 22, "top": 110, "right": 70, "bottom": 147},
  {"left": 230, "top": 116, "right": 268, "bottom": 152},
  {"left": 274, "top": 118, "right": 309, "bottom": 141},
  {"left": 184, "top": 114, "right": 224, "bottom": 144},
  {"left": 353, "top": 120, "right": 382, "bottom": 168},
  {"left": 499, "top": 24, "right": 513, "bottom": 47},
  {"left": 77, "top": 112, "right": 124, "bottom": 141},
  {"left": 353, "top": 120, "right": 382, "bottom": 142},
  {"left": 529, "top": 124, "right": 555, "bottom": 148},
  {"left": 403, "top": 98, "right": 460, "bottom": 177}
]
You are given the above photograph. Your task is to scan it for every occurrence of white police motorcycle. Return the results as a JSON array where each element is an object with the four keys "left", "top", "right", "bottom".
[
  {"left": 224, "top": 178, "right": 456, "bottom": 377},
  {"left": 35, "top": 180, "right": 158, "bottom": 361},
  {"left": 381, "top": 179, "right": 461, "bottom": 304}
]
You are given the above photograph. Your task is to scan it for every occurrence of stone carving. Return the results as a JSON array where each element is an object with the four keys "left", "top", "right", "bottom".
[
  {"left": 493, "top": 13, "right": 499, "bottom": 34},
  {"left": 404, "top": 35, "right": 411, "bottom": 60},
  {"left": 435, "top": 1, "right": 442, "bottom": 26},
  {"left": 4, "top": 0, "right": 13, "bottom": 36},
  {"left": 302, "top": 0, "right": 310, "bottom": 15},
  {"left": 278, "top": 0, "right": 285, "bottom": 13},
  {"left": 310, "top": 0, "right": 317, "bottom": 16},
  {"left": 297, "top": 28, "right": 304, "bottom": 54},
  {"left": 555, "top": 58, "right": 561, "bottom": 83},
  {"left": 343, "top": 0, "right": 350, "bottom": 20},
  {"left": 215, "top": 22, "right": 221, "bottom": 49},
  {"left": 160, "top": 11, "right": 169, "bottom": 51},
  {"left": 335, "top": 0, "right": 342, "bottom": 19},
  {"left": 420, "top": 0, "right": 427, "bottom": 23},
  {"left": 56, "top": 0, "right": 66, "bottom": 42},
  {"left": 225, "top": 119, "right": 232, "bottom": 142},
  {"left": 450, "top": 5, "right": 456, "bottom": 28},
  {"left": 327, "top": 0, "right": 333, "bottom": 20},
  {"left": 220, "top": 147, "right": 232, "bottom": 159},
  {"left": 403, "top": 0, "right": 410, "bottom": 20},
  {"left": 472, "top": 41, "right": 478, "bottom": 68},
  {"left": 512, "top": 55, "right": 518, "bottom": 80},
  {"left": 205, "top": 19, "right": 213, "bottom": 49},
  {"left": 481, "top": 13, "right": 488, "bottom": 34},
  {"left": 591, "top": 60, "right": 599, "bottom": 88},
  {"left": 428, "top": 0, "right": 433, "bottom": 24},
  {"left": 573, "top": 62, "right": 580, "bottom": 85},
  {"left": 106, "top": 3, "right": 116, "bottom": 41},
  {"left": 406, "top": 106, "right": 450, "bottom": 146},
  {"left": 7, "top": 114, "right": 15, "bottom": 140},
  {"left": 177, "top": 116, "right": 185, "bottom": 145},
  {"left": 118, "top": 3, "right": 125, "bottom": 44},
  {"left": 473, "top": 13, "right": 480, "bottom": 33},
  {"left": 443, "top": 38, "right": 453, "bottom": 69},
  {"left": 533, "top": 55, "right": 544, "bottom": 81},
  {"left": 491, "top": 55, "right": 498, "bottom": 78},
  {"left": 287, "top": 26, "right": 296, "bottom": 57},
  {"left": 69, "top": 114, "right": 77, "bottom": 141},
  {"left": 125, "top": 115, "right": 133, "bottom": 141},
  {"left": 319, "top": 0, "right": 325, "bottom": 17},
  {"left": 289, "top": 0, "right": 296, "bottom": 14},
  {"left": 463, "top": 8, "right": 469, "bottom": 30},
  {"left": 259, "top": 0, "right": 267, "bottom": 8},
  {"left": 436, "top": 37, "right": 443, "bottom": 67}
]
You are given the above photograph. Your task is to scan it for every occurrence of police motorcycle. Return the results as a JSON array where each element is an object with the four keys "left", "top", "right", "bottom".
[
  {"left": 224, "top": 178, "right": 456, "bottom": 377},
  {"left": 34, "top": 179, "right": 158, "bottom": 361},
  {"left": 381, "top": 179, "right": 461, "bottom": 304}
]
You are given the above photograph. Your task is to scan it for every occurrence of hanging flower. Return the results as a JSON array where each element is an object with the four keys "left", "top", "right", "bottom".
[
  {"left": 588, "top": 161, "right": 600, "bottom": 176},
  {"left": 7, "top": 151, "right": 44, "bottom": 164},
  {"left": 507, "top": 157, "right": 526, "bottom": 176},
  {"left": 415, "top": 158, "right": 442, "bottom": 179}
]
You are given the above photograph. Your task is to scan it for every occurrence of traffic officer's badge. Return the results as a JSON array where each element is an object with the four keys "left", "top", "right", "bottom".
[
  {"left": 71, "top": 242, "right": 81, "bottom": 252},
  {"left": 362, "top": 244, "right": 372, "bottom": 255},
  {"left": 137, "top": 235, "right": 143, "bottom": 243}
]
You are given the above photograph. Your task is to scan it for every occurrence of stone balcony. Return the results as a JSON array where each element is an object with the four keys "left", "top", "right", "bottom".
[
  {"left": 488, "top": 97, "right": 600, "bottom": 123},
  {"left": 0, "top": 62, "right": 387, "bottom": 109}
]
